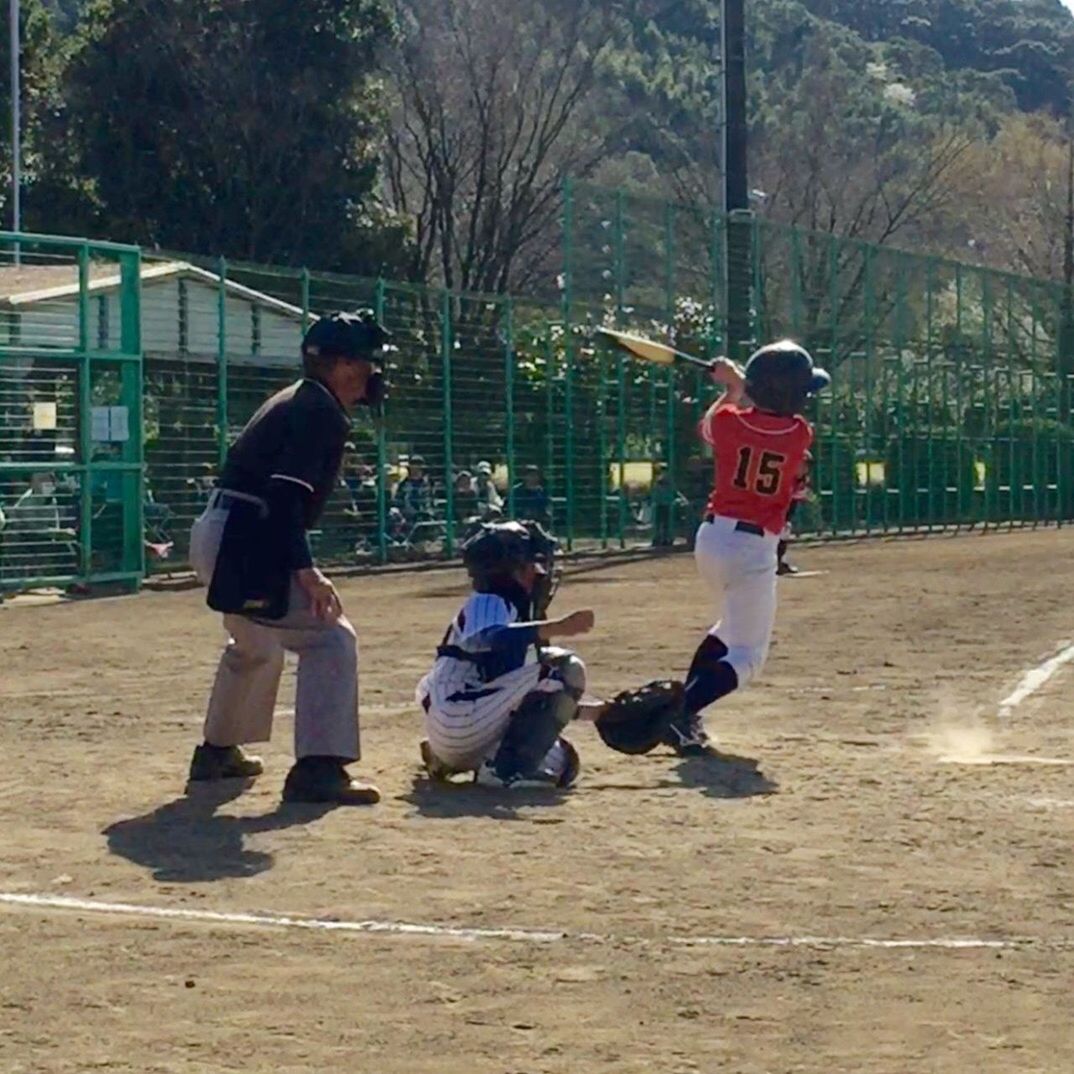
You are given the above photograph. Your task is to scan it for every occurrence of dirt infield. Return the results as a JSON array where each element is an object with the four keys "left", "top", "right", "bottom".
[{"left": 3, "top": 531, "right": 1074, "bottom": 1073}]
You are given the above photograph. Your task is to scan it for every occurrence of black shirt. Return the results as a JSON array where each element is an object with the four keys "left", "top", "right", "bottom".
[{"left": 219, "top": 379, "right": 350, "bottom": 530}]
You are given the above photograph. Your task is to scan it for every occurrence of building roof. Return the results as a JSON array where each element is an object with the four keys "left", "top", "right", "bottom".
[{"left": 0, "top": 260, "right": 304, "bottom": 319}]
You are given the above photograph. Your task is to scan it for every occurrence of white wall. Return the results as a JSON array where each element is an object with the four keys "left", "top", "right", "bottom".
[{"left": 4, "top": 275, "right": 303, "bottom": 369}]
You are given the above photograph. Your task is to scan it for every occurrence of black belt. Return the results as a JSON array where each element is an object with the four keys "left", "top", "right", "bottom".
[
  {"left": 704, "top": 515, "right": 766, "bottom": 537},
  {"left": 210, "top": 488, "right": 268, "bottom": 516}
]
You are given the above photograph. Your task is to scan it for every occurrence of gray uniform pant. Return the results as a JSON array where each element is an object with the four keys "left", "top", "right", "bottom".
[{"left": 190, "top": 499, "right": 361, "bottom": 762}]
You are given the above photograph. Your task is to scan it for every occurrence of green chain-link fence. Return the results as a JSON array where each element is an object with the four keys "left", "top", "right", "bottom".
[
  {"left": 564, "top": 180, "right": 1074, "bottom": 538},
  {"left": 0, "top": 233, "right": 144, "bottom": 596},
  {"left": 3, "top": 181, "right": 1073, "bottom": 593}
]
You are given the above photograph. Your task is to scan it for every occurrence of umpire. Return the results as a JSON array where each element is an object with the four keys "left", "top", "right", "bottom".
[{"left": 187, "top": 310, "right": 388, "bottom": 805}]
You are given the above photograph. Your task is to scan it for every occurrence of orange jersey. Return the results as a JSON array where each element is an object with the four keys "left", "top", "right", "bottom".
[{"left": 699, "top": 403, "right": 814, "bottom": 535}]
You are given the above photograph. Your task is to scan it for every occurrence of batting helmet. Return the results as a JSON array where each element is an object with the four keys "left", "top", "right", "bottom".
[{"left": 744, "top": 340, "right": 830, "bottom": 417}]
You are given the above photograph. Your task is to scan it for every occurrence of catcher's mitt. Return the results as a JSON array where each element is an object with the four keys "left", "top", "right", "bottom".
[{"left": 595, "top": 680, "right": 685, "bottom": 755}]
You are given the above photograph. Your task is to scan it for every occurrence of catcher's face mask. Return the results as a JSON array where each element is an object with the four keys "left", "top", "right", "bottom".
[
  {"left": 530, "top": 555, "right": 562, "bottom": 619},
  {"left": 359, "top": 365, "right": 387, "bottom": 409}
]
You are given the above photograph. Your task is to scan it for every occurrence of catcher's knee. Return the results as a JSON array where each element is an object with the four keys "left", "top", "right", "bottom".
[
  {"left": 493, "top": 691, "right": 572, "bottom": 780},
  {"left": 542, "top": 648, "right": 587, "bottom": 700}
]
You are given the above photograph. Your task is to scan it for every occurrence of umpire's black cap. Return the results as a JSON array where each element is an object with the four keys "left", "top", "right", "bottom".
[{"left": 302, "top": 310, "right": 390, "bottom": 362}]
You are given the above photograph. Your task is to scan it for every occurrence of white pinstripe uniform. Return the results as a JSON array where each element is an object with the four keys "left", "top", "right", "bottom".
[{"left": 416, "top": 593, "right": 569, "bottom": 772}]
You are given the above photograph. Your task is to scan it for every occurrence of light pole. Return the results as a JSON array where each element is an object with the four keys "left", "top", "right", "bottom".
[
  {"left": 9, "top": 0, "right": 19, "bottom": 235},
  {"left": 722, "top": 0, "right": 751, "bottom": 362}
]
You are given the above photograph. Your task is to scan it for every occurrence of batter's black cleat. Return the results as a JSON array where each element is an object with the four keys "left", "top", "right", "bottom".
[
  {"left": 188, "top": 743, "right": 264, "bottom": 782},
  {"left": 663, "top": 713, "right": 714, "bottom": 757},
  {"left": 282, "top": 757, "right": 380, "bottom": 806}
]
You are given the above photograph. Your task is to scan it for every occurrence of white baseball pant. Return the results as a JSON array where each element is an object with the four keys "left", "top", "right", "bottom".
[{"left": 693, "top": 515, "right": 778, "bottom": 688}]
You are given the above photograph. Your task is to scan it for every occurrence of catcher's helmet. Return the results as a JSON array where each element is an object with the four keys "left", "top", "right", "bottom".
[
  {"left": 462, "top": 520, "right": 556, "bottom": 587},
  {"left": 744, "top": 340, "right": 830, "bottom": 417}
]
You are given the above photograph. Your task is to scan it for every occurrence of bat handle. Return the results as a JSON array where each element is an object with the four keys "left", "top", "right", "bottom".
[{"left": 679, "top": 355, "right": 718, "bottom": 372}]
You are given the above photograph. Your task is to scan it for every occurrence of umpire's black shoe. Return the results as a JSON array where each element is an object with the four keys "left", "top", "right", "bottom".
[
  {"left": 188, "top": 743, "right": 264, "bottom": 782},
  {"left": 664, "top": 713, "right": 714, "bottom": 757},
  {"left": 282, "top": 757, "right": 381, "bottom": 806}
]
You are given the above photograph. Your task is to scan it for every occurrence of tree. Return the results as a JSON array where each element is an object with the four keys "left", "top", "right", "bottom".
[
  {"left": 0, "top": 0, "right": 70, "bottom": 231},
  {"left": 948, "top": 112, "right": 1070, "bottom": 280},
  {"left": 49, "top": 0, "right": 406, "bottom": 271},
  {"left": 383, "top": 0, "right": 614, "bottom": 294}
]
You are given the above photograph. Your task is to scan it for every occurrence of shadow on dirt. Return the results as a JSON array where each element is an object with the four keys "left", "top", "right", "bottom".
[
  {"left": 400, "top": 771, "right": 572, "bottom": 820},
  {"left": 103, "top": 781, "right": 332, "bottom": 882},
  {"left": 673, "top": 749, "right": 779, "bottom": 799}
]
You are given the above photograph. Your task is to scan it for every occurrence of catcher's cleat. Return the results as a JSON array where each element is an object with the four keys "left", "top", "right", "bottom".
[
  {"left": 474, "top": 737, "right": 579, "bottom": 790},
  {"left": 282, "top": 758, "right": 380, "bottom": 806},
  {"left": 420, "top": 739, "right": 459, "bottom": 783},
  {"left": 188, "top": 743, "right": 264, "bottom": 782},
  {"left": 663, "top": 713, "right": 714, "bottom": 757}
]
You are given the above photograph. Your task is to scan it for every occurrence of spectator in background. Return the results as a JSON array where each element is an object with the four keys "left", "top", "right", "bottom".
[
  {"left": 474, "top": 460, "right": 504, "bottom": 520},
  {"left": 193, "top": 461, "right": 216, "bottom": 495},
  {"left": 511, "top": 464, "right": 552, "bottom": 528},
  {"left": 650, "top": 465, "right": 688, "bottom": 548},
  {"left": 5, "top": 472, "right": 68, "bottom": 535},
  {"left": 393, "top": 455, "right": 435, "bottom": 525},
  {"left": 452, "top": 470, "right": 480, "bottom": 527},
  {"left": 3, "top": 471, "right": 80, "bottom": 578}
]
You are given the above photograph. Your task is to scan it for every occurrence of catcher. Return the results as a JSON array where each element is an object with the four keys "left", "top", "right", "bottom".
[
  {"left": 416, "top": 520, "right": 688, "bottom": 788},
  {"left": 417, "top": 521, "right": 592, "bottom": 788}
]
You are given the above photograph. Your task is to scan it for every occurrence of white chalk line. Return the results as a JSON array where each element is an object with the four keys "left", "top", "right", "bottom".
[
  {"left": 998, "top": 639, "right": 1074, "bottom": 719},
  {"left": 2, "top": 892, "right": 1072, "bottom": 953}
]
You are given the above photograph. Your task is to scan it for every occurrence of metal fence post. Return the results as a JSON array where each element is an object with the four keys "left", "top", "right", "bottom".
[
  {"left": 561, "top": 178, "right": 576, "bottom": 551},
  {"left": 503, "top": 298, "right": 516, "bottom": 518},
  {"left": 217, "top": 256, "right": 229, "bottom": 468},
  {"left": 616, "top": 353, "right": 627, "bottom": 548},
  {"left": 862, "top": 243, "right": 875, "bottom": 535},
  {"left": 598, "top": 347, "right": 608, "bottom": 549},
  {"left": 77, "top": 243, "right": 93, "bottom": 582},
  {"left": 301, "top": 267, "right": 312, "bottom": 334},
  {"left": 564, "top": 325, "right": 575, "bottom": 551},
  {"left": 665, "top": 365, "right": 677, "bottom": 539},
  {"left": 374, "top": 277, "right": 388, "bottom": 564},
  {"left": 441, "top": 288, "right": 456, "bottom": 555},
  {"left": 544, "top": 330, "right": 555, "bottom": 506}
]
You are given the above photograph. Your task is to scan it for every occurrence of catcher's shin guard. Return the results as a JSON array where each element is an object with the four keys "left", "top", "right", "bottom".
[{"left": 492, "top": 690, "right": 574, "bottom": 783}]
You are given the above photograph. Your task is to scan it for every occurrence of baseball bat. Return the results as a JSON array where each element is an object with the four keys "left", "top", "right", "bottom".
[{"left": 594, "top": 326, "right": 716, "bottom": 372}]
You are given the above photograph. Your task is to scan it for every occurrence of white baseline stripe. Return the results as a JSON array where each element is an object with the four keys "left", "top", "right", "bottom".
[
  {"left": 999, "top": 640, "right": 1074, "bottom": 718},
  {"left": 2, "top": 892, "right": 1072, "bottom": 953}
]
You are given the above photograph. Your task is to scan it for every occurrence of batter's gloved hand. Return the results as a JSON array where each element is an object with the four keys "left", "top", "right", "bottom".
[{"left": 594, "top": 680, "right": 685, "bottom": 755}]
